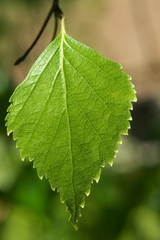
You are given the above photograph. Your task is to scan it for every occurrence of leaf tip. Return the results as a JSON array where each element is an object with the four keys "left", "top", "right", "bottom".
[
  {"left": 80, "top": 202, "right": 85, "bottom": 209},
  {"left": 85, "top": 189, "right": 91, "bottom": 197},
  {"left": 93, "top": 168, "right": 101, "bottom": 183},
  {"left": 109, "top": 161, "right": 113, "bottom": 167},
  {"left": 39, "top": 175, "right": 44, "bottom": 180},
  {"left": 7, "top": 130, "right": 11, "bottom": 136},
  {"left": 72, "top": 223, "right": 78, "bottom": 231}
]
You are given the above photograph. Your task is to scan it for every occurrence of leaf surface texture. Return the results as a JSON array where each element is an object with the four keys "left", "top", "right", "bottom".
[{"left": 6, "top": 20, "right": 136, "bottom": 228}]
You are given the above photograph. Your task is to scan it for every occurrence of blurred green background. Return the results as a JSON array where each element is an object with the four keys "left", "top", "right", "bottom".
[{"left": 0, "top": 0, "right": 160, "bottom": 239}]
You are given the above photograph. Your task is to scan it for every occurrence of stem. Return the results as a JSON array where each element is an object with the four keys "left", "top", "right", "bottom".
[
  {"left": 61, "top": 17, "right": 66, "bottom": 34},
  {"left": 15, "top": 0, "right": 63, "bottom": 65}
]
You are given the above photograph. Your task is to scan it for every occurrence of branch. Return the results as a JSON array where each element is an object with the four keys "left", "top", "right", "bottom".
[{"left": 15, "top": 0, "right": 63, "bottom": 65}]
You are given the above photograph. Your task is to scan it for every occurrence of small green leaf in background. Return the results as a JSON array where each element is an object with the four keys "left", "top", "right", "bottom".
[{"left": 6, "top": 18, "right": 136, "bottom": 229}]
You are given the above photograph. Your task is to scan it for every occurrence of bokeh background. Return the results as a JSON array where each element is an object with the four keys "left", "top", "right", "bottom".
[{"left": 0, "top": 0, "right": 160, "bottom": 239}]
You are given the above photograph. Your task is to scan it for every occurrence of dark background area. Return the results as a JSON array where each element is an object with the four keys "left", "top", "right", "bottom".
[{"left": 0, "top": 0, "right": 160, "bottom": 239}]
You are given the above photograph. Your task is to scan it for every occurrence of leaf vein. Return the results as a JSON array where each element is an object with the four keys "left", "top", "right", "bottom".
[
  {"left": 10, "top": 46, "right": 60, "bottom": 123},
  {"left": 62, "top": 33, "right": 77, "bottom": 216},
  {"left": 24, "top": 67, "right": 61, "bottom": 150}
]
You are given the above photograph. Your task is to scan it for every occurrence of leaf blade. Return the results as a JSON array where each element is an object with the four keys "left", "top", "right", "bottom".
[{"left": 6, "top": 19, "right": 136, "bottom": 229}]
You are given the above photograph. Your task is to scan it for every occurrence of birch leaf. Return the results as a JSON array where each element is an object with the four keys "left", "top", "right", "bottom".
[{"left": 6, "top": 19, "right": 136, "bottom": 229}]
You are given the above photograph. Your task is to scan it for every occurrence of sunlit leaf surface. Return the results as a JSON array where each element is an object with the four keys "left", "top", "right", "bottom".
[{"left": 6, "top": 19, "right": 136, "bottom": 229}]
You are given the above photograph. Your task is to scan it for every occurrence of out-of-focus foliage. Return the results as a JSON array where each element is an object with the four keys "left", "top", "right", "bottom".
[
  {"left": 0, "top": 136, "right": 22, "bottom": 191},
  {"left": 0, "top": 0, "right": 160, "bottom": 239}
]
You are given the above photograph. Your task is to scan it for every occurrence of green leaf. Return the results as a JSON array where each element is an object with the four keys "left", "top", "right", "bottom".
[{"left": 6, "top": 18, "right": 136, "bottom": 229}]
